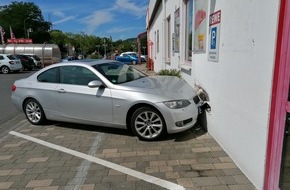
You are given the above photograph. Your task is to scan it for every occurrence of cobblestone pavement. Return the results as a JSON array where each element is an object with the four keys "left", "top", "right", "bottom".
[{"left": 0, "top": 63, "right": 257, "bottom": 190}]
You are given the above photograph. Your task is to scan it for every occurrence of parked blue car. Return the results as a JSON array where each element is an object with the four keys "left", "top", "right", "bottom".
[{"left": 115, "top": 53, "right": 139, "bottom": 65}]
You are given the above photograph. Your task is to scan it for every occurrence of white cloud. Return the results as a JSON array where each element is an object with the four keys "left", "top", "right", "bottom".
[
  {"left": 52, "top": 10, "right": 66, "bottom": 18},
  {"left": 81, "top": 10, "right": 114, "bottom": 34},
  {"left": 53, "top": 16, "right": 76, "bottom": 25},
  {"left": 107, "top": 27, "right": 135, "bottom": 34},
  {"left": 114, "top": 0, "right": 147, "bottom": 17}
]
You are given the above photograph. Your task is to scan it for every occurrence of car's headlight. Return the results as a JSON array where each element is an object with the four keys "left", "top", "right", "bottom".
[{"left": 163, "top": 100, "right": 191, "bottom": 109}]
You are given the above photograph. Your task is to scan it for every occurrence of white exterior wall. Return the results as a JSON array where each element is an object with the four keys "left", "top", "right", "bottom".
[{"left": 147, "top": 0, "right": 280, "bottom": 189}]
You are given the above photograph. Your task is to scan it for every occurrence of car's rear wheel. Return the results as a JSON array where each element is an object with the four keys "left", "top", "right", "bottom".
[
  {"left": 1, "top": 66, "right": 10, "bottom": 74},
  {"left": 131, "top": 107, "right": 166, "bottom": 141},
  {"left": 24, "top": 99, "right": 46, "bottom": 125}
]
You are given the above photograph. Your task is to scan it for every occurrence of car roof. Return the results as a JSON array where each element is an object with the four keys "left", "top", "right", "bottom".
[
  {"left": 55, "top": 59, "right": 120, "bottom": 66},
  {"left": 0, "top": 54, "right": 12, "bottom": 56}
]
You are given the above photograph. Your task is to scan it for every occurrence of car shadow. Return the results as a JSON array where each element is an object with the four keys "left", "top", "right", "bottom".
[
  {"left": 43, "top": 112, "right": 208, "bottom": 142},
  {"left": 46, "top": 121, "right": 135, "bottom": 137}
]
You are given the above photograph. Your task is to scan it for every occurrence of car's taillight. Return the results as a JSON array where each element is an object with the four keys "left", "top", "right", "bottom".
[
  {"left": 12, "top": 84, "right": 16, "bottom": 92},
  {"left": 9, "top": 61, "right": 14, "bottom": 65}
]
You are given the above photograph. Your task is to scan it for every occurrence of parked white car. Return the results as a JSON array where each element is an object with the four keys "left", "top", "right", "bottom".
[
  {"left": 0, "top": 54, "right": 22, "bottom": 74},
  {"left": 120, "top": 52, "right": 147, "bottom": 62}
]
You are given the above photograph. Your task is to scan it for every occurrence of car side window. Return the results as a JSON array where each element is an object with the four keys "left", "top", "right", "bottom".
[
  {"left": 0, "top": 56, "right": 4, "bottom": 60},
  {"left": 37, "top": 67, "right": 59, "bottom": 83},
  {"left": 60, "top": 66, "right": 100, "bottom": 86}
]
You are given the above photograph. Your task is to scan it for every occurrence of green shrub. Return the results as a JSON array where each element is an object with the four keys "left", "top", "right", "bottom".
[
  {"left": 157, "top": 69, "right": 181, "bottom": 78},
  {"left": 87, "top": 54, "right": 102, "bottom": 59}
]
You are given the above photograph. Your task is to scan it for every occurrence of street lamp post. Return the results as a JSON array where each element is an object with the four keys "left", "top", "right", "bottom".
[
  {"left": 27, "top": 28, "right": 32, "bottom": 39},
  {"left": 142, "top": 46, "right": 146, "bottom": 55},
  {"left": 103, "top": 39, "right": 107, "bottom": 59},
  {"left": 131, "top": 45, "right": 135, "bottom": 52},
  {"left": 24, "top": 17, "right": 29, "bottom": 38},
  {"left": 96, "top": 45, "right": 100, "bottom": 53}
]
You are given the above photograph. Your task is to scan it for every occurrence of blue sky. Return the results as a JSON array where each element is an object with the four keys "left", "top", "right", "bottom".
[{"left": 0, "top": 0, "right": 148, "bottom": 41}]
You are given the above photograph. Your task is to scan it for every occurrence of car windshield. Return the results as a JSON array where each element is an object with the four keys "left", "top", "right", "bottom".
[
  {"left": 128, "top": 53, "right": 137, "bottom": 57},
  {"left": 7, "top": 55, "right": 19, "bottom": 60},
  {"left": 93, "top": 62, "right": 146, "bottom": 84},
  {"left": 32, "top": 55, "right": 41, "bottom": 61}
]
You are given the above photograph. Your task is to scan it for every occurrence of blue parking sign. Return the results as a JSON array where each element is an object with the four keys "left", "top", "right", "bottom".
[{"left": 210, "top": 27, "right": 217, "bottom": 49}]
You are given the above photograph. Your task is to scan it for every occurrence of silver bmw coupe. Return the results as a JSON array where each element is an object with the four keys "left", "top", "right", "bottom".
[{"left": 11, "top": 60, "right": 199, "bottom": 140}]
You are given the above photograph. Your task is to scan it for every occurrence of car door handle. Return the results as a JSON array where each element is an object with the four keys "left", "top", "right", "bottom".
[{"left": 57, "top": 89, "right": 66, "bottom": 93}]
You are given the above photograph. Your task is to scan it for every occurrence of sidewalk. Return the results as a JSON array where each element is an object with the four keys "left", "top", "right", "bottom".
[{"left": 133, "top": 63, "right": 156, "bottom": 76}]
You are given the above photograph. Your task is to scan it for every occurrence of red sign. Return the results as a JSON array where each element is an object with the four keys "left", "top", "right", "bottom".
[
  {"left": 209, "top": 10, "right": 221, "bottom": 26},
  {"left": 7, "top": 38, "right": 33, "bottom": 44}
]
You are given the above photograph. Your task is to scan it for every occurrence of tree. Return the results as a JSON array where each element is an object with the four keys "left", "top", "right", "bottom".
[{"left": 0, "top": 1, "right": 51, "bottom": 43}]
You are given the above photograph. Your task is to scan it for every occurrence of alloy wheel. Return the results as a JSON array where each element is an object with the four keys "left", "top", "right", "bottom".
[
  {"left": 1, "top": 66, "right": 9, "bottom": 74},
  {"left": 24, "top": 99, "right": 45, "bottom": 124},
  {"left": 132, "top": 107, "right": 165, "bottom": 140}
]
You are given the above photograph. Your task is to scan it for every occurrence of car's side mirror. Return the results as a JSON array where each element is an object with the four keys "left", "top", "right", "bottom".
[{"left": 88, "top": 80, "right": 105, "bottom": 88}]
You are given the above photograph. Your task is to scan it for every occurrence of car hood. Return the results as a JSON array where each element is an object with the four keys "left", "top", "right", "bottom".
[{"left": 116, "top": 76, "right": 196, "bottom": 100}]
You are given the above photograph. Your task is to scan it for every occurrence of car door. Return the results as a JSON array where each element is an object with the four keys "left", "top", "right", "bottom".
[
  {"left": 117, "top": 54, "right": 131, "bottom": 63},
  {"left": 55, "top": 65, "right": 113, "bottom": 124}
]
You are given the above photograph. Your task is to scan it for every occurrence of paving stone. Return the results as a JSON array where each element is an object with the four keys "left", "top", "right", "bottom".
[
  {"left": 25, "top": 179, "right": 53, "bottom": 187},
  {"left": 0, "top": 155, "right": 13, "bottom": 160},
  {"left": 192, "top": 176, "right": 221, "bottom": 187},
  {"left": 233, "top": 175, "right": 252, "bottom": 184},
  {"left": 0, "top": 181, "right": 14, "bottom": 189},
  {"left": 218, "top": 176, "right": 237, "bottom": 185},
  {"left": 27, "top": 157, "right": 49, "bottom": 163},
  {"left": 165, "top": 171, "right": 180, "bottom": 179},
  {"left": 177, "top": 178, "right": 194, "bottom": 188},
  {"left": 228, "top": 184, "right": 257, "bottom": 190},
  {"left": 223, "top": 168, "right": 243, "bottom": 176},
  {"left": 201, "top": 185, "right": 230, "bottom": 190},
  {"left": 219, "top": 157, "right": 233, "bottom": 163},
  {"left": 166, "top": 160, "right": 180, "bottom": 166},
  {"left": 145, "top": 166, "right": 159, "bottom": 173},
  {"left": 10, "top": 169, "right": 26, "bottom": 175},
  {"left": 33, "top": 186, "right": 59, "bottom": 190},
  {"left": 37, "top": 172, "right": 62, "bottom": 180},
  {"left": 0, "top": 170, "right": 12, "bottom": 176},
  {"left": 214, "top": 163, "right": 237, "bottom": 169},
  {"left": 101, "top": 175, "right": 127, "bottom": 182},
  {"left": 74, "top": 184, "right": 95, "bottom": 190},
  {"left": 150, "top": 160, "right": 167, "bottom": 167},
  {"left": 191, "top": 164, "right": 215, "bottom": 170}
]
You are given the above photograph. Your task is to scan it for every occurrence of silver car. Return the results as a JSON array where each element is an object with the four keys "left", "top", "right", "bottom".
[{"left": 11, "top": 60, "right": 199, "bottom": 140}]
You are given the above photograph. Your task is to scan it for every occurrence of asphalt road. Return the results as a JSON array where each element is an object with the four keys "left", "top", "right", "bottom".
[{"left": 0, "top": 70, "right": 34, "bottom": 126}]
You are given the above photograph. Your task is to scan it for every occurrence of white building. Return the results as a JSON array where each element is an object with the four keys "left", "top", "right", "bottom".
[{"left": 146, "top": 0, "right": 290, "bottom": 189}]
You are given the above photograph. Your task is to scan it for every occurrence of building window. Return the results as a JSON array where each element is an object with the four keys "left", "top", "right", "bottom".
[
  {"left": 154, "top": 31, "right": 157, "bottom": 58},
  {"left": 174, "top": 8, "right": 180, "bottom": 53},
  {"left": 185, "top": 0, "right": 193, "bottom": 62},
  {"left": 166, "top": 15, "right": 171, "bottom": 61},
  {"left": 157, "top": 30, "right": 159, "bottom": 54}
]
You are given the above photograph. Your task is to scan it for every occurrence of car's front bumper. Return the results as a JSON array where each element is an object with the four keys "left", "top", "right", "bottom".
[{"left": 156, "top": 100, "right": 199, "bottom": 134}]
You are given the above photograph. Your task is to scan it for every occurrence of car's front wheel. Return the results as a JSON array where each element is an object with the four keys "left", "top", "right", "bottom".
[
  {"left": 24, "top": 99, "right": 46, "bottom": 125},
  {"left": 131, "top": 107, "right": 166, "bottom": 141},
  {"left": 1, "top": 66, "right": 10, "bottom": 74}
]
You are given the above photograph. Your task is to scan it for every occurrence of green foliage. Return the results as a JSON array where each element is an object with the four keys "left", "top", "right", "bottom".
[
  {"left": 87, "top": 53, "right": 103, "bottom": 59},
  {"left": 157, "top": 69, "right": 181, "bottom": 78},
  {"left": 0, "top": 1, "right": 51, "bottom": 42}
]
